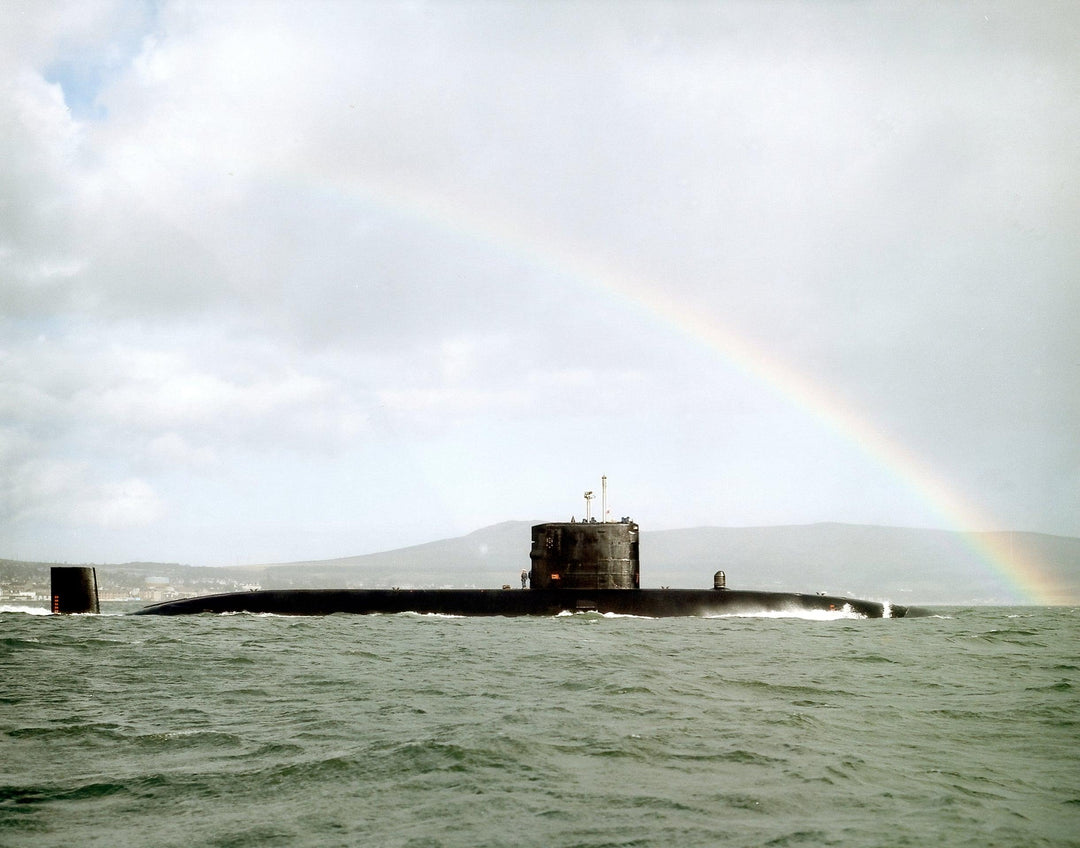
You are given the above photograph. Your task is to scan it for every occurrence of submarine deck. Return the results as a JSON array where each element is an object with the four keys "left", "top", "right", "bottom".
[{"left": 132, "top": 588, "right": 917, "bottom": 618}]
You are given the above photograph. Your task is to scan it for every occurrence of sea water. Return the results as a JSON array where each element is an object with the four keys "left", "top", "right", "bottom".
[{"left": 1, "top": 606, "right": 1077, "bottom": 848}]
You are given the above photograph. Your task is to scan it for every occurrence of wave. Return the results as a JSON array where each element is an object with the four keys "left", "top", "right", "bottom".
[
  {"left": 0, "top": 604, "right": 51, "bottom": 615},
  {"left": 705, "top": 605, "right": 868, "bottom": 621}
]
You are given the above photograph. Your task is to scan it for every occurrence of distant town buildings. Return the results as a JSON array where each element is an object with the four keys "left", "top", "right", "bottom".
[{"left": 0, "top": 561, "right": 260, "bottom": 605}]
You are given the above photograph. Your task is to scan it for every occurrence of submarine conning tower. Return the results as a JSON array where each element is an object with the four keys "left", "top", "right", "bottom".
[{"left": 529, "top": 520, "right": 639, "bottom": 590}]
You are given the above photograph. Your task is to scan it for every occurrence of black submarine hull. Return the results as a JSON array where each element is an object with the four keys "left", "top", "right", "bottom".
[{"left": 131, "top": 588, "right": 918, "bottom": 618}]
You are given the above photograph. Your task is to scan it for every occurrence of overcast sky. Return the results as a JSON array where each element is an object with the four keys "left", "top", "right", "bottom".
[{"left": 2, "top": 1, "right": 1077, "bottom": 567}]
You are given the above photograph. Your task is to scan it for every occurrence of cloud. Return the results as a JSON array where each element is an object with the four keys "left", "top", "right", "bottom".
[
  {"left": 3, "top": 454, "right": 162, "bottom": 528},
  {"left": 1, "top": 1, "right": 1077, "bottom": 564},
  {"left": 145, "top": 432, "right": 216, "bottom": 470}
]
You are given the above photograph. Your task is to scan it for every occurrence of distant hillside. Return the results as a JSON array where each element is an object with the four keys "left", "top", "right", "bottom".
[
  {"left": 640, "top": 524, "right": 1080, "bottom": 605},
  {"left": 4, "top": 522, "right": 1078, "bottom": 605},
  {"left": 247, "top": 521, "right": 535, "bottom": 589},
  {"left": 246, "top": 521, "right": 1079, "bottom": 605}
]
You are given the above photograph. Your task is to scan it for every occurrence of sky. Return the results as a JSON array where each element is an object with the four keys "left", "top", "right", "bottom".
[{"left": 1, "top": 0, "right": 1078, "bottom": 571}]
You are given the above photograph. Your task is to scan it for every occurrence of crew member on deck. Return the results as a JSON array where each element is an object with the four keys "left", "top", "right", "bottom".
[{"left": 520, "top": 569, "right": 529, "bottom": 589}]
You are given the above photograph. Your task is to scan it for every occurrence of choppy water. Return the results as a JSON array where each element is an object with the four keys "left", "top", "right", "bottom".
[{"left": 2, "top": 605, "right": 1078, "bottom": 848}]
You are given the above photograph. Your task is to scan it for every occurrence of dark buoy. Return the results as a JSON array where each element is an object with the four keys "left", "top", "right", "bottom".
[{"left": 50, "top": 567, "right": 100, "bottom": 614}]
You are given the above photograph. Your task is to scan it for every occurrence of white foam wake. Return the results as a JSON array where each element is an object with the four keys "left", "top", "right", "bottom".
[
  {"left": 0, "top": 604, "right": 52, "bottom": 615},
  {"left": 707, "top": 604, "right": 867, "bottom": 621}
]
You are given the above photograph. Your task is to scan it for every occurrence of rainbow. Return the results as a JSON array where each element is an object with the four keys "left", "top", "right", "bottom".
[{"left": 301, "top": 171, "right": 1063, "bottom": 604}]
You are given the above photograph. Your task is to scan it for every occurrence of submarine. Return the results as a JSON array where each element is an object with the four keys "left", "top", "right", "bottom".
[{"left": 51, "top": 497, "right": 924, "bottom": 617}]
